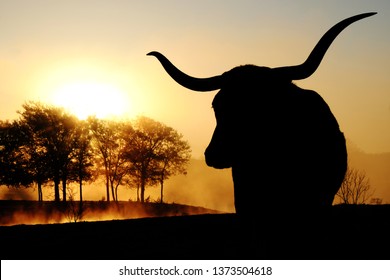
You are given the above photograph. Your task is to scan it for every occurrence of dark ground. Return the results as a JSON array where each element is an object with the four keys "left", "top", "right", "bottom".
[{"left": 1, "top": 202, "right": 389, "bottom": 260}]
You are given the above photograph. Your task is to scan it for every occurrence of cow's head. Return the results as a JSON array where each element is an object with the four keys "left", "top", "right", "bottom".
[{"left": 148, "top": 13, "right": 375, "bottom": 169}]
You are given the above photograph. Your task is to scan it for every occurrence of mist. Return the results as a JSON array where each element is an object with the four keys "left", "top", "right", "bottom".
[
  {"left": 0, "top": 158, "right": 235, "bottom": 213},
  {"left": 1, "top": 140, "right": 389, "bottom": 218},
  {"left": 342, "top": 139, "right": 390, "bottom": 203}
]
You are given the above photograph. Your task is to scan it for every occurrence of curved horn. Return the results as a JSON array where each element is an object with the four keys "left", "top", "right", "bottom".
[
  {"left": 147, "top": 51, "right": 222, "bottom": 92},
  {"left": 273, "top": 12, "right": 377, "bottom": 80}
]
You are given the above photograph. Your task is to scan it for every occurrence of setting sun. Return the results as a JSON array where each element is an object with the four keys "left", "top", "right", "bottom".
[{"left": 51, "top": 82, "right": 130, "bottom": 120}]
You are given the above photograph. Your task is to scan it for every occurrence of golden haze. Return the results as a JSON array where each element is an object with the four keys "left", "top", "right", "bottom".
[{"left": 0, "top": 1, "right": 389, "bottom": 217}]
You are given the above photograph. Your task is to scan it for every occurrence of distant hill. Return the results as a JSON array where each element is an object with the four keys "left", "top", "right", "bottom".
[{"left": 346, "top": 139, "right": 390, "bottom": 203}]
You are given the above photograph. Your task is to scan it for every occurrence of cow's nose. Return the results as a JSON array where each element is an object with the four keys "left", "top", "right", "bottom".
[{"left": 205, "top": 148, "right": 232, "bottom": 169}]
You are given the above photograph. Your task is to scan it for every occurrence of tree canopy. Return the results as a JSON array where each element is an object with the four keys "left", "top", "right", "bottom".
[{"left": 0, "top": 102, "right": 191, "bottom": 203}]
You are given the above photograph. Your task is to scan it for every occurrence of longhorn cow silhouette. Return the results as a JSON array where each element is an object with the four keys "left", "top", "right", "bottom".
[{"left": 148, "top": 13, "right": 376, "bottom": 217}]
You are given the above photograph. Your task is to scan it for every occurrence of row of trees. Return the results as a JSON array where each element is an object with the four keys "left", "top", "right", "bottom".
[{"left": 0, "top": 101, "right": 191, "bottom": 203}]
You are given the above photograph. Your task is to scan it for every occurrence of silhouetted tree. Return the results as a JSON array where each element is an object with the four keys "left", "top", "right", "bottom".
[
  {"left": 0, "top": 120, "right": 34, "bottom": 187},
  {"left": 17, "top": 120, "right": 51, "bottom": 201},
  {"left": 69, "top": 120, "right": 94, "bottom": 202},
  {"left": 124, "top": 116, "right": 191, "bottom": 203},
  {"left": 336, "top": 166, "right": 373, "bottom": 204},
  {"left": 152, "top": 126, "right": 191, "bottom": 203},
  {"left": 89, "top": 117, "right": 132, "bottom": 201},
  {"left": 0, "top": 120, "right": 52, "bottom": 201},
  {"left": 18, "top": 101, "right": 79, "bottom": 202}
]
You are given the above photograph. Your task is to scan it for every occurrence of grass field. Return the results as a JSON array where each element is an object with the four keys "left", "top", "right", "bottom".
[
  {"left": 0, "top": 200, "right": 222, "bottom": 226},
  {"left": 1, "top": 201, "right": 389, "bottom": 260}
]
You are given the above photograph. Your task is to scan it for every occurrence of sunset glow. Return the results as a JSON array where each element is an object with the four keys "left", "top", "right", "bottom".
[
  {"left": 1, "top": 1, "right": 390, "bottom": 268},
  {"left": 51, "top": 82, "right": 130, "bottom": 120},
  {"left": 0, "top": 0, "right": 389, "bottom": 208}
]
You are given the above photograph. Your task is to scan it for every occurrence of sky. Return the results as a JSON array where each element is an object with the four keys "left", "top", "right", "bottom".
[
  {"left": 0, "top": 0, "right": 390, "bottom": 211},
  {"left": 0, "top": 0, "right": 389, "bottom": 158}
]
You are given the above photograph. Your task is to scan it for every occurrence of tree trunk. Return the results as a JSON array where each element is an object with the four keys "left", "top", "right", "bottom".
[
  {"left": 105, "top": 175, "right": 110, "bottom": 202},
  {"left": 37, "top": 182, "right": 43, "bottom": 201},
  {"left": 160, "top": 180, "right": 164, "bottom": 204},
  {"left": 54, "top": 177, "right": 60, "bottom": 202},
  {"left": 115, "top": 185, "right": 119, "bottom": 202},
  {"left": 140, "top": 181, "right": 145, "bottom": 203},
  {"left": 62, "top": 177, "right": 67, "bottom": 202},
  {"left": 110, "top": 181, "right": 116, "bottom": 201},
  {"left": 79, "top": 179, "right": 83, "bottom": 202},
  {"left": 111, "top": 183, "right": 118, "bottom": 201}
]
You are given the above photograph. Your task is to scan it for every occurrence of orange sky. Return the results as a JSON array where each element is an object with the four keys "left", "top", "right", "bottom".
[{"left": 0, "top": 1, "right": 389, "bottom": 159}]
